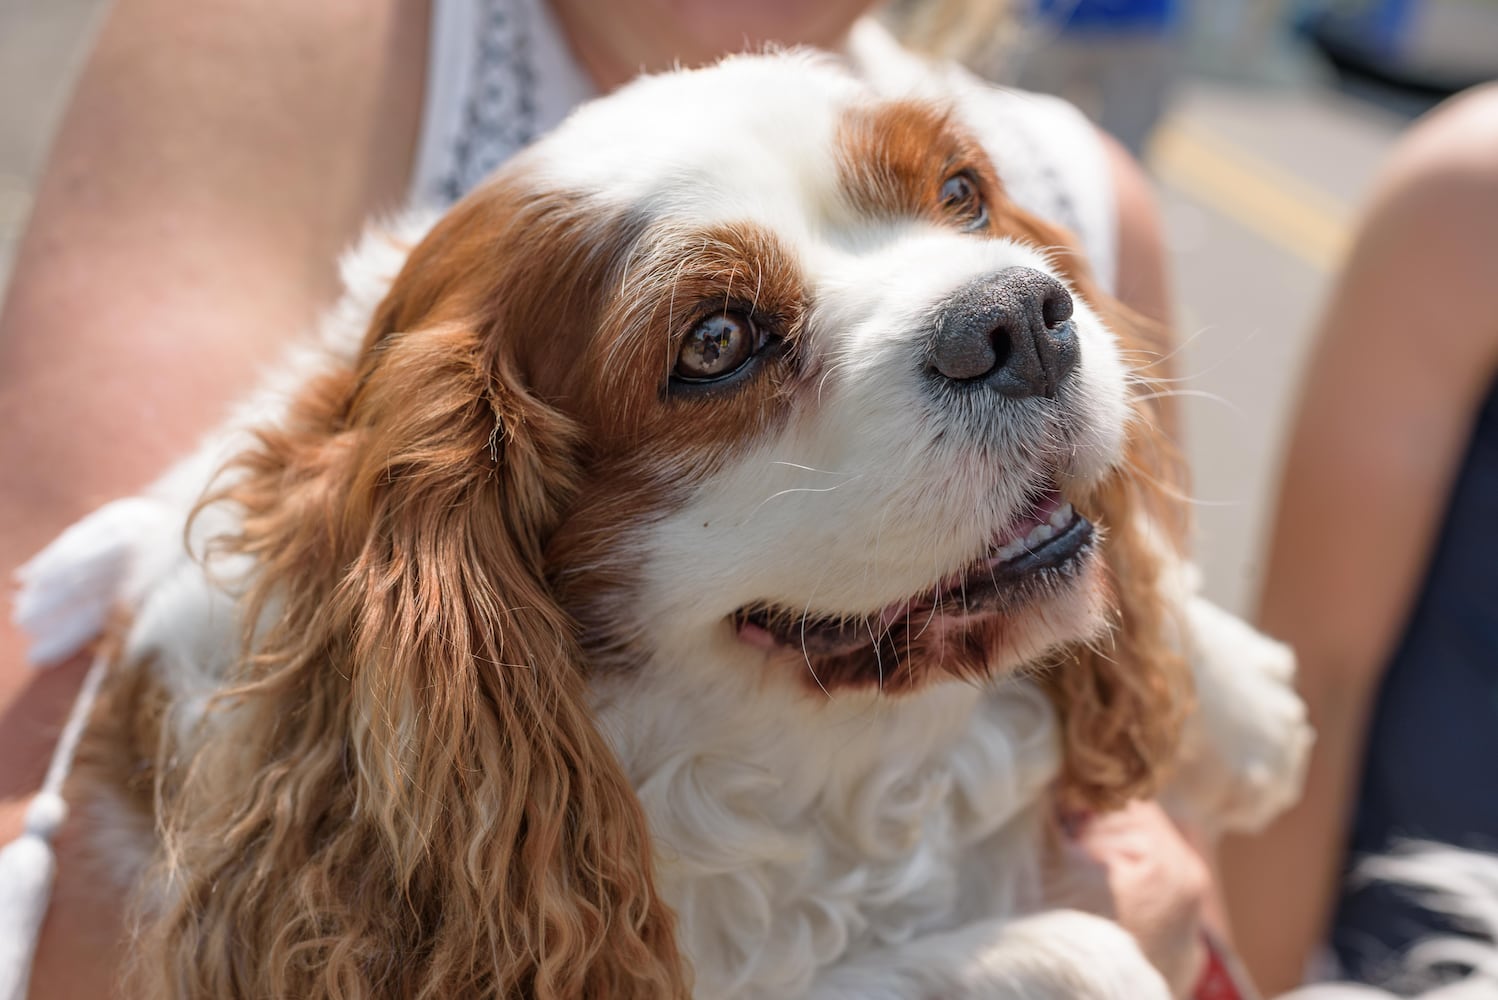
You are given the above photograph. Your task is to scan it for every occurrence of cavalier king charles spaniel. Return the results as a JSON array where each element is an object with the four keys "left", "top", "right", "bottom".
[{"left": 16, "top": 48, "right": 1310, "bottom": 1000}]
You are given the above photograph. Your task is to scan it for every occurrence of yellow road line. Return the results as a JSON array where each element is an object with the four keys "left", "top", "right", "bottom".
[{"left": 1148, "top": 122, "right": 1353, "bottom": 273}]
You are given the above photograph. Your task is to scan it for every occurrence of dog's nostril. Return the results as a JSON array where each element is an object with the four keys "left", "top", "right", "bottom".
[
  {"left": 929, "top": 316, "right": 999, "bottom": 381},
  {"left": 1041, "top": 288, "right": 1074, "bottom": 328},
  {"left": 989, "top": 322, "right": 1014, "bottom": 372}
]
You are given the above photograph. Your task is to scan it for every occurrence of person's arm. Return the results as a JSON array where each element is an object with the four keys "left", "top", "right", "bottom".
[
  {"left": 1221, "top": 84, "right": 1498, "bottom": 996},
  {"left": 1102, "top": 129, "right": 1173, "bottom": 331},
  {"left": 0, "top": 0, "right": 428, "bottom": 993}
]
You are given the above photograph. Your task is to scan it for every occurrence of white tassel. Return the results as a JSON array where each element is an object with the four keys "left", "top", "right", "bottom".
[
  {"left": 0, "top": 794, "right": 66, "bottom": 1000},
  {"left": 0, "top": 652, "right": 110, "bottom": 1000}
]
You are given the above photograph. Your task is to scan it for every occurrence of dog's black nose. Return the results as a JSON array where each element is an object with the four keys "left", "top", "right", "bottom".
[{"left": 928, "top": 267, "right": 1079, "bottom": 399}]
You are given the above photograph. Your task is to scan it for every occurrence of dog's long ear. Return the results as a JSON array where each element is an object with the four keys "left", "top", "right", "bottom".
[
  {"left": 143, "top": 188, "right": 689, "bottom": 998},
  {"left": 995, "top": 203, "right": 1194, "bottom": 812}
]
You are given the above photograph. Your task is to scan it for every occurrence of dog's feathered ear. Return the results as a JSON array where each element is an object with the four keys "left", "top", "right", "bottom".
[
  {"left": 994, "top": 202, "right": 1194, "bottom": 812},
  {"left": 144, "top": 189, "right": 689, "bottom": 998}
]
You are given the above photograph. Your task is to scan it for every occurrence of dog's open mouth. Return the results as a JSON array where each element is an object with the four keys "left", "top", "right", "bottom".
[{"left": 732, "top": 483, "right": 1096, "bottom": 658}]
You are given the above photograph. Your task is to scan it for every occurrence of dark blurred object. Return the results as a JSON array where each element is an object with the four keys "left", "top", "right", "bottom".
[{"left": 1300, "top": 0, "right": 1498, "bottom": 94}]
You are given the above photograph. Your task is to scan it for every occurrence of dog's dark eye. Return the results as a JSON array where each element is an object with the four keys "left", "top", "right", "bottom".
[
  {"left": 940, "top": 172, "right": 988, "bottom": 231},
  {"left": 675, "top": 311, "right": 757, "bottom": 381}
]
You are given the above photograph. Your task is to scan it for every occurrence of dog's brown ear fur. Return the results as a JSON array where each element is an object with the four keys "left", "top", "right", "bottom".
[
  {"left": 993, "top": 202, "right": 1194, "bottom": 813},
  {"left": 138, "top": 187, "right": 690, "bottom": 999}
]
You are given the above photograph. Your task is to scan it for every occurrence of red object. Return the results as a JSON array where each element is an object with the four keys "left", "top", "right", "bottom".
[{"left": 1194, "top": 932, "right": 1259, "bottom": 1000}]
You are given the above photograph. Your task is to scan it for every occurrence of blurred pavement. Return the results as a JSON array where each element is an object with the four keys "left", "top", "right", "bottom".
[
  {"left": 1153, "top": 79, "right": 1405, "bottom": 613},
  {"left": 0, "top": 0, "right": 1411, "bottom": 616}
]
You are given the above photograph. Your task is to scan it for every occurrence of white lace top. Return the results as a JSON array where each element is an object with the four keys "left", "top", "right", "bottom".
[{"left": 407, "top": 0, "right": 1118, "bottom": 293}]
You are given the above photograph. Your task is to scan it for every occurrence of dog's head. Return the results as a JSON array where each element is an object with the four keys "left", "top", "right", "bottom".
[{"left": 156, "top": 54, "right": 1188, "bottom": 999}]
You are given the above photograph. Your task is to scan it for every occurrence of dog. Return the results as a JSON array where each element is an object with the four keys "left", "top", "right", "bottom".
[{"left": 14, "top": 48, "right": 1310, "bottom": 999}]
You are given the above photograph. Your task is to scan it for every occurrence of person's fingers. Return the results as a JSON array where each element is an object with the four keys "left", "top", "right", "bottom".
[
  {"left": 1051, "top": 800, "right": 1211, "bottom": 998},
  {"left": 1075, "top": 803, "right": 1211, "bottom": 892},
  {"left": 1045, "top": 826, "right": 1117, "bottom": 918}
]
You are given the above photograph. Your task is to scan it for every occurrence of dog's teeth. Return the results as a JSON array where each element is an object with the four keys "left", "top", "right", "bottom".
[
  {"left": 1047, "top": 502, "right": 1073, "bottom": 530},
  {"left": 996, "top": 539, "right": 1026, "bottom": 562},
  {"left": 1024, "top": 523, "right": 1055, "bottom": 547}
]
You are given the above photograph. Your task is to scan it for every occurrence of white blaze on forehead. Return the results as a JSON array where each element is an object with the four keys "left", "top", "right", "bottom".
[{"left": 523, "top": 52, "right": 861, "bottom": 227}]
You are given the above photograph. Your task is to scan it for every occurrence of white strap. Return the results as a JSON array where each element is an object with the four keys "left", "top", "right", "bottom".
[{"left": 0, "top": 650, "right": 110, "bottom": 1000}]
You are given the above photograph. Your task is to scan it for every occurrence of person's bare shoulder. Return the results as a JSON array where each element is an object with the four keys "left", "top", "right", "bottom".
[
  {"left": 2, "top": 2, "right": 431, "bottom": 994},
  {"left": 1, "top": 0, "right": 430, "bottom": 349}
]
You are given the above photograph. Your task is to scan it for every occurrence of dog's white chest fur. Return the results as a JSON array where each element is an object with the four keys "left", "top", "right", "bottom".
[{"left": 597, "top": 673, "right": 1061, "bottom": 997}]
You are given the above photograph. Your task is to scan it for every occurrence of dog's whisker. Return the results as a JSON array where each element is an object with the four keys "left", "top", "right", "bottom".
[
  {"left": 1116, "top": 323, "right": 1224, "bottom": 372},
  {"left": 746, "top": 481, "right": 858, "bottom": 519},
  {"left": 767, "top": 461, "right": 853, "bottom": 476},
  {"left": 1121, "top": 457, "right": 1241, "bottom": 508},
  {"left": 1131, "top": 388, "right": 1244, "bottom": 417}
]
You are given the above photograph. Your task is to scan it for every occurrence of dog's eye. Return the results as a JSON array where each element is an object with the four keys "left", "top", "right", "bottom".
[
  {"left": 675, "top": 311, "right": 757, "bottom": 381},
  {"left": 940, "top": 172, "right": 988, "bottom": 231}
]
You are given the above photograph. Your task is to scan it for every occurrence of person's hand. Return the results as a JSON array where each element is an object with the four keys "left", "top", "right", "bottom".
[{"left": 1049, "top": 800, "right": 1210, "bottom": 998}]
